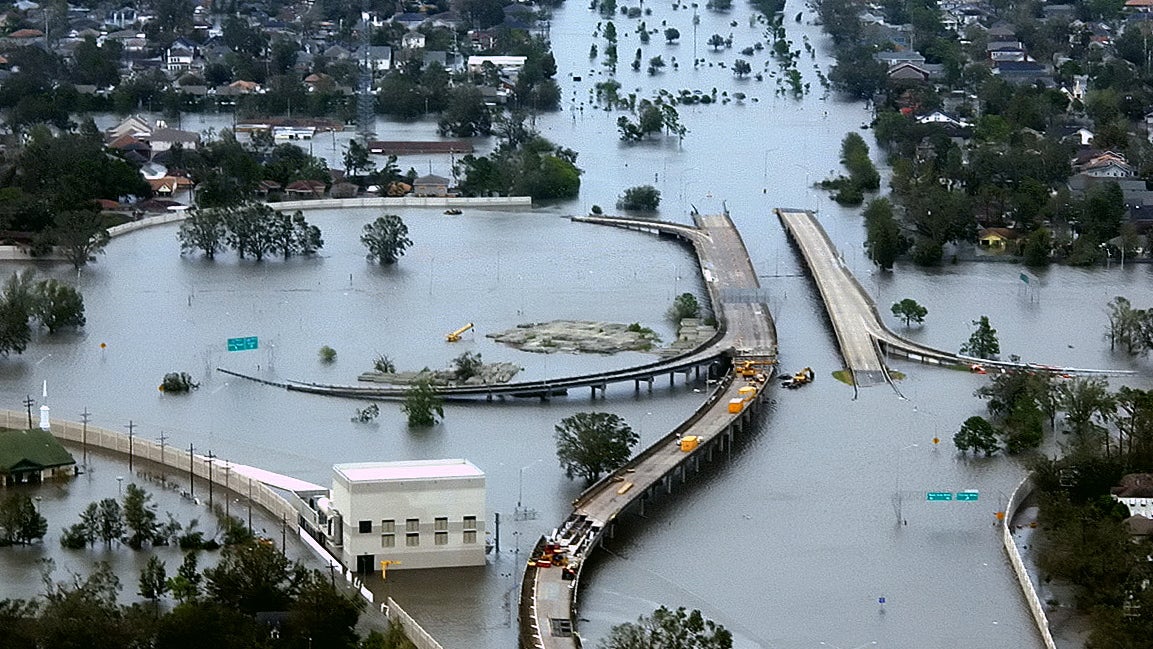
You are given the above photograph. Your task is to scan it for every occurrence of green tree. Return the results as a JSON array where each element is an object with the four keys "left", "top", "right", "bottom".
[
  {"left": 95, "top": 498, "right": 123, "bottom": 547},
  {"left": 204, "top": 539, "right": 305, "bottom": 615},
  {"left": 402, "top": 378, "right": 444, "bottom": 427},
  {"left": 39, "top": 562, "right": 132, "bottom": 649},
  {"left": 361, "top": 214, "right": 413, "bottom": 265},
  {"left": 664, "top": 27, "right": 681, "bottom": 42},
  {"left": 953, "top": 416, "right": 1000, "bottom": 456},
  {"left": 1059, "top": 377, "right": 1117, "bottom": 456},
  {"left": 0, "top": 493, "right": 47, "bottom": 545},
  {"left": 554, "top": 412, "right": 639, "bottom": 481},
  {"left": 863, "top": 198, "right": 903, "bottom": 270},
  {"left": 890, "top": 298, "right": 927, "bottom": 327},
  {"left": 52, "top": 210, "right": 111, "bottom": 271},
  {"left": 225, "top": 203, "right": 275, "bottom": 261},
  {"left": 122, "top": 483, "right": 158, "bottom": 550},
  {"left": 179, "top": 207, "right": 230, "bottom": 259},
  {"left": 437, "top": 85, "right": 492, "bottom": 137},
  {"left": 453, "top": 351, "right": 483, "bottom": 382},
  {"left": 668, "top": 292, "right": 701, "bottom": 321},
  {"left": 342, "top": 139, "right": 373, "bottom": 179},
  {"left": 707, "top": 34, "right": 726, "bottom": 50},
  {"left": 599, "top": 606, "right": 732, "bottom": 649},
  {"left": 285, "top": 571, "right": 364, "bottom": 648},
  {"left": 617, "top": 185, "right": 661, "bottom": 211},
  {"left": 0, "top": 270, "right": 34, "bottom": 357},
  {"left": 166, "top": 551, "right": 203, "bottom": 604},
  {"left": 32, "top": 279, "right": 85, "bottom": 333},
  {"left": 732, "top": 59, "right": 751, "bottom": 77},
  {"left": 1021, "top": 228, "right": 1052, "bottom": 267},
  {"left": 960, "top": 316, "right": 1000, "bottom": 359},
  {"left": 138, "top": 556, "right": 169, "bottom": 611}
]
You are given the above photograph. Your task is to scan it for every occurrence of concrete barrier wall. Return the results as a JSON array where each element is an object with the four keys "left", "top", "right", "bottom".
[
  {"left": 271, "top": 196, "right": 533, "bottom": 211},
  {"left": 0, "top": 410, "right": 299, "bottom": 534},
  {"left": 1002, "top": 476, "right": 1058, "bottom": 649},
  {"left": 386, "top": 596, "right": 445, "bottom": 649}
]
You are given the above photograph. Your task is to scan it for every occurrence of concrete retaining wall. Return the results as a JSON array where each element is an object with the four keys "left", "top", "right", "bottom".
[
  {"left": 1002, "top": 476, "right": 1058, "bottom": 649},
  {"left": 385, "top": 597, "right": 445, "bottom": 649},
  {"left": 0, "top": 409, "right": 299, "bottom": 534},
  {"left": 101, "top": 196, "right": 533, "bottom": 241}
]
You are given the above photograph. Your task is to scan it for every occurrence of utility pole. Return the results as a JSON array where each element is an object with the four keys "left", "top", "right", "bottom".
[
  {"left": 80, "top": 407, "right": 90, "bottom": 468},
  {"left": 224, "top": 465, "right": 231, "bottom": 518},
  {"left": 207, "top": 451, "right": 215, "bottom": 507},
  {"left": 22, "top": 395, "right": 33, "bottom": 429},
  {"left": 188, "top": 443, "right": 195, "bottom": 498},
  {"left": 158, "top": 430, "right": 168, "bottom": 467},
  {"left": 247, "top": 478, "right": 253, "bottom": 530},
  {"left": 126, "top": 420, "right": 136, "bottom": 473}
]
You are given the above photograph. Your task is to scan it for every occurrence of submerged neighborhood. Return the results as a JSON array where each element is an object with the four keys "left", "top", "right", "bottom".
[{"left": 2, "top": 0, "right": 1153, "bottom": 647}]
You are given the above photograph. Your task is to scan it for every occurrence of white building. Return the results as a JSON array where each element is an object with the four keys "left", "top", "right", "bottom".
[
  {"left": 466, "top": 55, "right": 527, "bottom": 75},
  {"left": 330, "top": 459, "right": 486, "bottom": 573}
]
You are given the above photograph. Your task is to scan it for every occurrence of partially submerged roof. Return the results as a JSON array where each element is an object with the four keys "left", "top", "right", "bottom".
[{"left": 0, "top": 427, "right": 75, "bottom": 472}]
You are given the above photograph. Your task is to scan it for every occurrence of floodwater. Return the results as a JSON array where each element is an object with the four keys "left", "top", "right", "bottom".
[{"left": 3, "top": 0, "right": 1153, "bottom": 648}]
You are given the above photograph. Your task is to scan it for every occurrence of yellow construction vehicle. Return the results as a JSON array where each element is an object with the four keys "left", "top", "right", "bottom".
[
  {"left": 734, "top": 358, "right": 776, "bottom": 380},
  {"left": 781, "top": 367, "right": 814, "bottom": 389},
  {"left": 445, "top": 323, "right": 474, "bottom": 342}
]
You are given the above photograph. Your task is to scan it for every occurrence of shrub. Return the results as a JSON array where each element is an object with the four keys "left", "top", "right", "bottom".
[
  {"left": 616, "top": 185, "right": 661, "bottom": 211},
  {"left": 318, "top": 345, "right": 337, "bottom": 363},
  {"left": 160, "top": 372, "right": 198, "bottom": 393}
]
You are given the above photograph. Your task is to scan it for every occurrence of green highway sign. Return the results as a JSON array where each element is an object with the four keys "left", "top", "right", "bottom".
[
  {"left": 227, "top": 336, "right": 259, "bottom": 352},
  {"left": 926, "top": 491, "right": 953, "bottom": 501},
  {"left": 956, "top": 490, "right": 979, "bottom": 501}
]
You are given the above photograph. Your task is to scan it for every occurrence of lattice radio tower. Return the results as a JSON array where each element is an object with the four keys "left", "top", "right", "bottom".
[{"left": 356, "top": 12, "right": 375, "bottom": 143}]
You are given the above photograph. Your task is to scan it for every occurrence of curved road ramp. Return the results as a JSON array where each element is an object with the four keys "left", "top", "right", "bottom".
[{"left": 775, "top": 208, "right": 1134, "bottom": 389}]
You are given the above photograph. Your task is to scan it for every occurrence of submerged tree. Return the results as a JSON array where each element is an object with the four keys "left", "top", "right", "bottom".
[
  {"left": 554, "top": 412, "right": 638, "bottom": 482},
  {"left": 402, "top": 378, "right": 444, "bottom": 427},
  {"left": 599, "top": 606, "right": 732, "bottom": 649},
  {"left": 361, "top": 214, "right": 412, "bottom": 265},
  {"left": 960, "top": 316, "right": 1000, "bottom": 359}
]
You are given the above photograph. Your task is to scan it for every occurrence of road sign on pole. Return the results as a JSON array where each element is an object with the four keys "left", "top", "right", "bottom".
[
  {"left": 926, "top": 491, "right": 953, "bottom": 501},
  {"left": 227, "top": 336, "right": 259, "bottom": 352},
  {"left": 956, "top": 490, "right": 979, "bottom": 501}
]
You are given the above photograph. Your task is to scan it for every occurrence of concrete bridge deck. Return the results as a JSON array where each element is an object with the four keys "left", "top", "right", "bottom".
[
  {"left": 776, "top": 208, "right": 1134, "bottom": 384},
  {"left": 521, "top": 212, "right": 777, "bottom": 649}
]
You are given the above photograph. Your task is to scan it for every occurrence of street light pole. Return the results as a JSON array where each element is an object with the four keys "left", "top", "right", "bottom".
[{"left": 895, "top": 443, "right": 919, "bottom": 525}]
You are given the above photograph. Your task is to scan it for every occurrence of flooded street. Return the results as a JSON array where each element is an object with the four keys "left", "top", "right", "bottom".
[{"left": 2, "top": 0, "right": 1152, "bottom": 647}]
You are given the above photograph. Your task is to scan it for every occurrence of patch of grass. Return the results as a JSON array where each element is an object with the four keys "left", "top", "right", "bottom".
[{"left": 831, "top": 369, "right": 853, "bottom": 385}]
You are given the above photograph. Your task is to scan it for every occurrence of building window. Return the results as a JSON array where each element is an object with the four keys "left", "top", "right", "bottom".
[
  {"left": 463, "top": 530, "right": 477, "bottom": 544},
  {"left": 435, "top": 517, "right": 448, "bottom": 531},
  {"left": 406, "top": 533, "right": 420, "bottom": 547},
  {"left": 406, "top": 518, "right": 420, "bottom": 532},
  {"left": 435, "top": 531, "right": 448, "bottom": 545},
  {"left": 358, "top": 520, "right": 372, "bottom": 534},
  {"left": 381, "top": 534, "right": 395, "bottom": 548},
  {"left": 381, "top": 519, "right": 395, "bottom": 534},
  {"left": 463, "top": 516, "right": 477, "bottom": 530}
]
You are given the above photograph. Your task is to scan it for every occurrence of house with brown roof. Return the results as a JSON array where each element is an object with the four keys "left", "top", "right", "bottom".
[
  {"left": 977, "top": 227, "right": 1019, "bottom": 248},
  {"left": 284, "top": 179, "right": 326, "bottom": 198},
  {"left": 413, "top": 174, "right": 451, "bottom": 197}
]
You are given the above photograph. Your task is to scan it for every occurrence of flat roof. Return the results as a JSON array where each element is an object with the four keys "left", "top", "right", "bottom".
[{"left": 334, "top": 459, "right": 483, "bottom": 483}]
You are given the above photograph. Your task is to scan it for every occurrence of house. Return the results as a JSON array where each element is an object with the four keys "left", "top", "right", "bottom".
[
  {"left": 147, "top": 175, "right": 194, "bottom": 198},
  {"left": 887, "top": 62, "right": 931, "bottom": 83},
  {"left": 401, "top": 31, "right": 426, "bottom": 49},
  {"left": 992, "top": 60, "right": 1052, "bottom": 86},
  {"left": 467, "top": 55, "right": 527, "bottom": 75},
  {"left": 164, "top": 38, "right": 197, "bottom": 71},
  {"left": 391, "top": 12, "right": 427, "bottom": 29},
  {"left": 328, "top": 459, "right": 486, "bottom": 572},
  {"left": 255, "top": 180, "right": 282, "bottom": 197},
  {"left": 1079, "top": 154, "right": 1135, "bottom": 178},
  {"left": 107, "top": 5, "right": 138, "bottom": 28},
  {"left": 145, "top": 127, "right": 200, "bottom": 154},
  {"left": 977, "top": 227, "right": 1019, "bottom": 248},
  {"left": 363, "top": 45, "right": 392, "bottom": 71},
  {"left": 413, "top": 174, "right": 451, "bottom": 196},
  {"left": 986, "top": 41, "right": 1026, "bottom": 62},
  {"left": 0, "top": 427, "right": 76, "bottom": 487},
  {"left": 284, "top": 179, "right": 326, "bottom": 198},
  {"left": 304, "top": 72, "right": 335, "bottom": 92}
]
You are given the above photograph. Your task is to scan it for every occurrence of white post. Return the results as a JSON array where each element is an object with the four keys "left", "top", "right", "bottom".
[{"left": 38, "top": 380, "right": 49, "bottom": 430}]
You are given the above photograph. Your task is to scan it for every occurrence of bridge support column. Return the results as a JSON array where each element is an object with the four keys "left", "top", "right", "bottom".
[
  {"left": 669, "top": 372, "right": 675, "bottom": 387},
  {"left": 634, "top": 379, "right": 640, "bottom": 392},
  {"left": 665, "top": 475, "right": 673, "bottom": 495},
  {"left": 647, "top": 377, "right": 654, "bottom": 392},
  {"left": 590, "top": 386, "right": 596, "bottom": 399}
]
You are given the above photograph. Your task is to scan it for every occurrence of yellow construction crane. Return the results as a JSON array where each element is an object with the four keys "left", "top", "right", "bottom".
[
  {"left": 445, "top": 323, "right": 474, "bottom": 342},
  {"left": 379, "top": 559, "right": 402, "bottom": 579}
]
